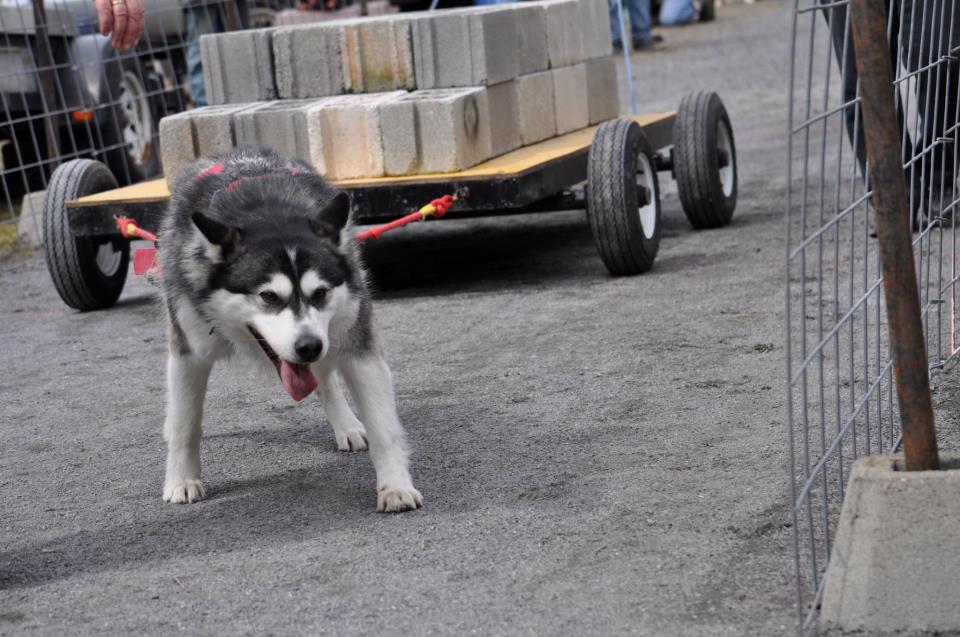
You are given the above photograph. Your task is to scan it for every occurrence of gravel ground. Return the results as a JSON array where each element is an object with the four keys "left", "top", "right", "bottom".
[{"left": 1, "top": 2, "right": 831, "bottom": 634}]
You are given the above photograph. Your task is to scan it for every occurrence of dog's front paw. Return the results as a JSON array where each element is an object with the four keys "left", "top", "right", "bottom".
[
  {"left": 163, "top": 479, "right": 206, "bottom": 504},
  {"left": 377, "top": 484, "right": 423, "bottom": 512},
  {"left": 335, "top": 428, "right": 368, "bottom": 452}
]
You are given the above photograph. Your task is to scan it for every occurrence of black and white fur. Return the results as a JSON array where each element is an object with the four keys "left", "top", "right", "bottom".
[{"left": 158, "top": 146, "right": 422, "bottom": 512}]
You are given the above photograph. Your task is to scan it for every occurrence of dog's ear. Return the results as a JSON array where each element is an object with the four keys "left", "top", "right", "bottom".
[
  {"left": 192, "top": 211, "right": 240, "bottom": 262},
  {"left": 309, "top": 192, "right": 351, "bottom": 244}
]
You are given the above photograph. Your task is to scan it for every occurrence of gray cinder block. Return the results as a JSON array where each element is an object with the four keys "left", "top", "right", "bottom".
[
  {"left": 303, "top": 91, "right": 408, "bottom": 180},
  {"left": 200, "top": 29, "right": 277, "bottom": 105},
  {"left": 232, "top": 100, "right": 322, "bottom": 161},
  {"left": 542, "top": 0, "right": 586, "bottom": 69},
  {"left": 513, "top": 3, "right": 549, "bottom": 75},
  {"left": 486, "top": 81, "right": 520, "bottom": 157},
  {"left": 411, "top": 8, "right": 518, "bottom": 88},
  {"left": 585, "top": 57, "right": 620, "bottom": 124},
  {"left": 16, "top": 190, "right": 45, "bottom": 249},
  {"left": 378, "top": 97, "right": 419, "bottom": 176},
  {"left": 552, "top": 63, "right": 589, "bottom": 134},
  {"left": 272, "top": 22, "right": 347, "bottom": 99},
  {"left": 159, "top": 104, "right": 260, "bottom": 183},
  {"left": 580, "top": 0, "right": 613, "bottom": 59},
  {"left": 515, "top": 70, "right": 557, "bottom": 145},
  {"left": 159, "top": 111, "right": 197, "bottom": 182},
  {"left": 342, "top": 17, "right": 416, "bottom": 93},
  {"left": 381, "top": 88, "right": 492, "bottom": 173}
]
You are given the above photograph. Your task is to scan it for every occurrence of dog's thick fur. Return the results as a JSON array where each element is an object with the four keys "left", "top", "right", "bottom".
[{"left": 158, "top": 146, "right": 421, "bottom": 512}]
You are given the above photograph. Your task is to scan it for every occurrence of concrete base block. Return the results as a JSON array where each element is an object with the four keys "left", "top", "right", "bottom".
[
  {"left": 201, "top": 29, "right": 276, "bottom": 105},
  {"left": 272, "top": 22, "right": 346, "bottom": 99},
  {"left": 516, "top": 71, "right": 557, "bottom": 145},
  {"left": 585, "top": 57, "right": 620, "bottom": 124},
  {"left": 552, "top": 63, "right": 589, "bottom": 134},
  {"left": 233, "top": 99, "right": 321, "bottom": 162},
  {"left": 542, "top": 0, "right": 586, "bottom": 69},
  {"left": 16, "top": 190, "right": 44, "bottom": 249},
  {"left": 821, "top": 454, "right": 960, "bottom": 633}
]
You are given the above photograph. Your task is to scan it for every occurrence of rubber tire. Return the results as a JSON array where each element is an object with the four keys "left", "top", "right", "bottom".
[
  {"left": 43, "top": 159, "right": 129, "bottom": 311},
  {"left": 587, "top": 118, "right": 662, "bottom": 276},
  {"left": 673, "top": 91, "right": 737, "bottom": 229},
  {"left": 101, "top": 57, "right": 163, "bottom": 184}
]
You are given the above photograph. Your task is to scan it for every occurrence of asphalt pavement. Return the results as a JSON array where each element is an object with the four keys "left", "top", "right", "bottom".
[{"left": 2, "top": 2, "right": 811, "bottom": 634}]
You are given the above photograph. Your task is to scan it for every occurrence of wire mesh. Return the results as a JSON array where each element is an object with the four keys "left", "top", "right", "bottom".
[
  {"left": 786, "top": 0, "right": 960, "bottom": 627},
  {"left": 0, "top": 0, "right": 290, "bottom": 264}
]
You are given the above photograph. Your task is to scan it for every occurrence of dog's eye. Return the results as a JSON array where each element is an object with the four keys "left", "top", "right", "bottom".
[
  {"left": 312, "top": 288, "right": 328, "bottom": 304},
  {"left": 259, "top": 291, "right": 281, "bottom": 305}
]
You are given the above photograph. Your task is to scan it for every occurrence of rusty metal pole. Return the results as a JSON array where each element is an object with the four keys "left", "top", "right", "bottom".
[{"left": 848, "top": 0, "right": 939, "bottom": 471}]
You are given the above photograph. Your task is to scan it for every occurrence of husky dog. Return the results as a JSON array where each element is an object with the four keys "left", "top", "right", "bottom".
[{"left": 158, "top": 146, "right": 422, "bottom": 512}]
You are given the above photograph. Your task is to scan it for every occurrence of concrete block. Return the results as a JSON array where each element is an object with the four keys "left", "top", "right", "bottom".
[
  {"left": 485, "top": 81, "right": 520, "bottom": 156},
  {"left": 542, "top": 0, "right": 586, "bottom": 69},
  {"left": 272, "top": 22, "right": 346, "bottom": 99},
  {"left": 515, "top": 71, "right": 557, "bottom": 145},
  {"left": 342, "top": 17, "right": 416, "bottom": 93},
  {"left": 580, "top": 0, "right": 613, "bottom": 59},
  {"left": 303, "top": 91, "right": 407, "bottom": 180},
  {"left": 585, "top": 57, "right": 620, "bottom": 124},
  {"left": 410, "top": 12, "right": 472, "bottom": 89},
  {"left": 159, "top": 104, "right": 260, "bottom": 182},
  {"left": 551, "top": 63, "right": 589, "bottom": 134},
  {"left": 821, "top": 454, "right": 960, "bottom": 633},
  {"left": 201, "top": 29, "right": 277, "bottom": 104},
  {"left": 16, "top": 190, "right": 44, "bottom": 249},
  {"left": 159, "top": 111, "right": 197, "bottom": 181},
  {"left": 411, "top": 8, "right": 518, "bottom": 88},
  {"left": 377, "top": 97, "right": 419, "bottom": 176},
  {"left": 232, "top": 100, "right": 320, "bottom": 162},
  {"left": 191, "top": 104, "right": 261, "bottom": 156},
  {"left": 382, "top": 88, "right": 492, "bottom": 173},
  {"left": 512, "top": 4, "right": 549, "bottom": 75}
]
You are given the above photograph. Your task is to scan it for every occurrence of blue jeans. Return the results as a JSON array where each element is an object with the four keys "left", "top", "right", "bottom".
[
  {"left": 609, "top": 0, "right": 695, "bottom": 44},
  {"left": 185, "top": 4, "right": 225, "bottom": 106}
]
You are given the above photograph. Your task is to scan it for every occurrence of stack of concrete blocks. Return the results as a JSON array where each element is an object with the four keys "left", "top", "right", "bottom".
[{"left": 163, "top": 0, "right": 619, "bottom": 182}]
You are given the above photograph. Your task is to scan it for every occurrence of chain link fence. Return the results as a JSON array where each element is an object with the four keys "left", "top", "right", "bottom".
[
  {"left": 0, "top": 0, "right": 306, "bottom": 264},
  {"left": 786, "top": 0, "right": 960, "bottom": 627}
]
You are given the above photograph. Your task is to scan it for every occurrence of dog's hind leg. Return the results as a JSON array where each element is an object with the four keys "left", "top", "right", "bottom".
[
  {"left": 339, "top": 355, "right": 422, "bottom": 513},
  {"left": 313, "top": 366, "right": 368, "bottom": 452},
  {"left": 162, "top": 353, "right": 213, "bottom": 504}
]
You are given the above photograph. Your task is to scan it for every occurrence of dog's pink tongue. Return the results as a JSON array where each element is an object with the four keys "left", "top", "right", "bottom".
[{"left": 279, "top": 361, "right": 318, "bottom": 401}]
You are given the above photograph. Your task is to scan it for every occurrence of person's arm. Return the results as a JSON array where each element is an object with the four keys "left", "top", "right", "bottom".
[{"left": 94, "top": 0, "right": 145, "bottom": 50}]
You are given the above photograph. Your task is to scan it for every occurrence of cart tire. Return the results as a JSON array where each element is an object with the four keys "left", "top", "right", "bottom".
[
  {"left": 43, "top": 159, "right": 129, "bottom": 311},
  {"left": 673, "top": 91, "right": 737, "bottom": 229},
  {"left": 587, "top": 118, "right": 662, "bottom": 275}
]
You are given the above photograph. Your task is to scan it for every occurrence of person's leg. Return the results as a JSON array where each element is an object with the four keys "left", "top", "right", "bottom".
[
  {"left": 185, "top": 5, "right": 210, "bottom": 106},
  {"left": 659, "top": 0, "right": 695, "bottom": 26},
  {"left": 627, "top": 0, "right": 653, "bottom": 44}
]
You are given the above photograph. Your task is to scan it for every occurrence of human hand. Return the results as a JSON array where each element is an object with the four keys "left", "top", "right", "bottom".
[{"left": 94, "top": 0, "right": 145, "bottom": 50}]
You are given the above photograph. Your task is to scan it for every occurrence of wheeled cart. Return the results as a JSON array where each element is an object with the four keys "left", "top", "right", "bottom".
[{"left": 43, "top": 91, "right": 738, "bottom": 311}]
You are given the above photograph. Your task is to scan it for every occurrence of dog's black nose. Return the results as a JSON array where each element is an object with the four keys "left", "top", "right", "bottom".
[{"left": 294, "top": 336, "right": 323, "bottom": 362}]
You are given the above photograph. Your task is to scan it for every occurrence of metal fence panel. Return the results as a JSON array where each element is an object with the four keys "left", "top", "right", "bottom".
[
  {"left": 0, "top": 0, "right": 255, "bottom": 262},
  {"left": 786, "top": 0, "right": 960, "bottom": 626}
]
